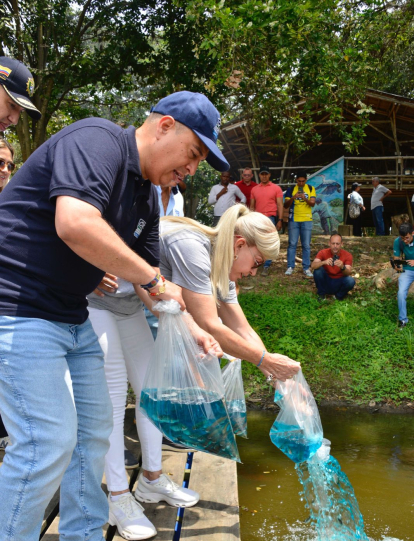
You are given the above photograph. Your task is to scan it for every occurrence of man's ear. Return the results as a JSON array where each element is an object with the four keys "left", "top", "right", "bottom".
[{"left": 156, "top": 115, "right": 175, "bottom": 137}]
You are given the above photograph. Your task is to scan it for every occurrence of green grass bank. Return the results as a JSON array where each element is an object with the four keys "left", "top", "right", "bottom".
[{"left": 239, "top": 235, "right": 414, "bottom": 409}]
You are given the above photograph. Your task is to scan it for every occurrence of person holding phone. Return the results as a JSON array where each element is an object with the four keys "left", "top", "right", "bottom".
[{"left": 284, "top": 172, "right": 316, "bottom": 276}]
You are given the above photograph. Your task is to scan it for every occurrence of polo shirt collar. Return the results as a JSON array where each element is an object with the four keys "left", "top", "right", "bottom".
[{"left": 126, "top": 125, "right": 143, "bottom": 178}]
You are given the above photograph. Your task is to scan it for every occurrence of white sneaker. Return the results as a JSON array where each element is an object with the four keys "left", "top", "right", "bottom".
[
  {"left": 285, "top": 267, "right": 294, "bottom": 275},
  {"left": 135, "top": 473, "right": 199, "bottom": 508},
  {"left": 304, "top": 269, "right": 313, "bottom": 277},
  {"left": 108, "top": 493, "right": 157, "bottom": 540}
]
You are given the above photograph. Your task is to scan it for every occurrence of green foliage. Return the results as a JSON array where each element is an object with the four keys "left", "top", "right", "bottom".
[
  {"left": 184, "top": 161, "right": 220, "bottom": 223},
  {"left": 239, "top": 279, "right": 414, "bottom": 404}
]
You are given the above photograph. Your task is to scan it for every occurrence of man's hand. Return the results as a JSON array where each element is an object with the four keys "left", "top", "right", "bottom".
[
  {"left": 334, "top": 259, "right": 344, "bottom": 269},
  {"left": 276, "top": 220, "right": 282, "bottom": 231},
  {"left": 216, "top": 187, "right": 228, "bottom": 200},
  {"left": 324, "top": 258, "right": 333, "bottom": 266},
  {"left": 406, "top": 260, "right": 414, "bottom": 267},
  {"left": 153, "top": 279, "right": 186, "bottom": 310},
  {"left": 93, "top": 273, "right": 118, "bottom": 297}
]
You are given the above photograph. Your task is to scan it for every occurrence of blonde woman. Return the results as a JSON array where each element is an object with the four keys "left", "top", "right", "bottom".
[
  {"left": 0, "top": 139, "right": 15, "bottom": 192},
  {"left": 159, "top": 204, "right": 301, "bottom": 380}
]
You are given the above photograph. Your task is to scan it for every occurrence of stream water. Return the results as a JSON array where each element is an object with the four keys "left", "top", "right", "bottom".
[{"left": 237, "top": 408, "right": 414, "bottom": 541}]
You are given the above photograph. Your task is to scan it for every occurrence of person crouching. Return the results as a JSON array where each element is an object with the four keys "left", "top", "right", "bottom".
[{"left": 311, "top": 232, "right": 355, "bottom": 301}]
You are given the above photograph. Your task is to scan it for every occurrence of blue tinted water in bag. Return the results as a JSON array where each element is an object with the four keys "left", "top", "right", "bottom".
[
  {"left": 270, "top": 421, "right": 324, "bottom": 463},
  {"left": 270, "top": 372, "right": 323, "bottom": 463},
  {"left": 226, "top": 398, "right": 247, "bottom": 438},
  {"left": 141, "top": 387, "right": 240, "bottom": 462},
  {"left": 140, "top": 300, "right": 240, "bottom": 462}
]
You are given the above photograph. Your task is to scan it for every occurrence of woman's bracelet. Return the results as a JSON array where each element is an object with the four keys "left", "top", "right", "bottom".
[
  {"left": 257, "top": 350, "right": 266, "bottom": 367},
  {"left": 141, "top": 273, "right": 161, "bottom": 290}
]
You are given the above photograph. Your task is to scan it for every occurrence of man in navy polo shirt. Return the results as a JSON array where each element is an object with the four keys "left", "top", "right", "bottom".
[{"left": 0, "top": 91, "right": 228, "bottom": 541}]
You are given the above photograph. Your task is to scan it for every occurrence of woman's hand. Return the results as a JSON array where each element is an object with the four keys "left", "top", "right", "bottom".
[
  {"left": 93, "top": 273, "right": 118, "bottom": 297},
  {"left": 183, "top": 312, "right": 223, "bottom": 357},
  {"left": 259, "top": 352, "right": 301, "bottom": 381}
]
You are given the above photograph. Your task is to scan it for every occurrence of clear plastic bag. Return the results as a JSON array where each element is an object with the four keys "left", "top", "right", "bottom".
[
  {"left": 221, "top": 354, "right": 247, "bottom": 438},
  {"left": 140, "top": 300, "right": 240, "bottom": 462},
  {"left": 270, "top": 369, "right": 323, "bottom": 463}
]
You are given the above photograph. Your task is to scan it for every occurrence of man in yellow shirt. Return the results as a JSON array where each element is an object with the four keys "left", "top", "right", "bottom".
[{"left": 284, "top": 173, "right": 316, "bottom": 276}]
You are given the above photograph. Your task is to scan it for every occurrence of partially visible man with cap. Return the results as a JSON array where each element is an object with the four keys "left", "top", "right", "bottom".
[
  {"left": 250, "top": 165, "right": 283, "bottom": 276},
  {"left": 0, "top": 56, "right": 41, "bottom": 129},
  {"left": 348, "top": 181, "right": 365, "bottom": 237},
  {"left": 0, "top": 55, "right": 41, "bottom": 474},
  {"left": 0, "top": 91, "right": 225, "bottom": 541},
  {"left": 371, "top": 176, "right": 391, "bottom": 236}
]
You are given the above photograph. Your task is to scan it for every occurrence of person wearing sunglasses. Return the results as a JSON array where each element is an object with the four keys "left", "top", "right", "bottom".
[
  {"left": 0, "top": 139, "right": 15, "bottom": 191},
  {"left": 159, "top": 204, "right": 301, "bottom": 381}
]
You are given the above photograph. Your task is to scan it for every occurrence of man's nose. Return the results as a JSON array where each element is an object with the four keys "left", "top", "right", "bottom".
[{"left": 9, "top": 110, "right": 21, "bottom": 125}]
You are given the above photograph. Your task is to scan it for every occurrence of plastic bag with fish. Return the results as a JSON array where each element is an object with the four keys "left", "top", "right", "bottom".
[
  {"left": 221, "top": 354, "right": 247, "bottom": 438},
  {"left": 140, "top": 300, "right": 240, "bottom": 462},
  {"left": 270, "top": 369, "right": 323, "bottom": 463}
]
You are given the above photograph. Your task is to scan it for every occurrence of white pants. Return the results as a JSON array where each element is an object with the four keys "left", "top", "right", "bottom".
[{"left": 88, "top": 307, "right": 162, "bottom": 492}]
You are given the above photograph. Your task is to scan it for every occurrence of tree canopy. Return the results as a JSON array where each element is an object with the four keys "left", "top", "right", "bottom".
[{"left": 1, "top": 0, "right": 414, "bottom": 159}]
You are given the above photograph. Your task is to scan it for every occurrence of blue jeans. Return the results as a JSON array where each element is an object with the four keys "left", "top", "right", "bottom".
[
  {"left": 287, "top": 221, "right": 313, "bottom": 270},
  {"left": 372, "top": 206, "right": 385, "bottom": 236},
  {"left": 264, "top": 215, "right": 277, "bottom": 269},
  {"left": 313, "top": 267, "right": 356, "bottom": 299},
  {"left": 144, "top": 307, "right": 159, "bottom": 339},
  {"left": 397, "top": 270, "right": 414, "bottom": 322},
  {"left": 0, "top": 316, "right": 113, "bottom": 541}
]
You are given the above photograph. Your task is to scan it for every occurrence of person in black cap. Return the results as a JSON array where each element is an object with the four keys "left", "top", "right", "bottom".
[
  {"left": 348, "top": 182, "right": 365, "bottom": 237},
  {"left": 0, "top": 91, "right": 225, "bottom": 541},
  {"left": 0, "top": 56, "right": 41, "bottom": 129}
]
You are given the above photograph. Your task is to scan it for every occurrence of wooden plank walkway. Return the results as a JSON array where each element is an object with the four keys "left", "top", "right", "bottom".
[{"left": 0, "top": 405, "right": 240, "bottom": 540}]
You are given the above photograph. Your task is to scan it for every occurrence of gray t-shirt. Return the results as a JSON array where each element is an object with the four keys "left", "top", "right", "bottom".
[
  {"left": 159, "top": 222, "right": 238, "bottom": 304},
  {"left": 87, "top": 278, "right": 143, "bottom": 316},
  {"left": 371, "top": 184, "right": 389, "bottom": 210}
]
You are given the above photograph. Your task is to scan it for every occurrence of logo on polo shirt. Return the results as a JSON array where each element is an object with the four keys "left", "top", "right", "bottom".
[{"left": 134, "top": 218, "right": 146, "bottom": 238}]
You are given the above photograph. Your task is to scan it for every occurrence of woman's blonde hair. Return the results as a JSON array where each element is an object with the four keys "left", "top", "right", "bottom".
[
  {"left": 0, "top": 139, "right": 15, "bottom": 160},
  {"left": 161, "top": 204, "right": 280, "bottom": 302}
]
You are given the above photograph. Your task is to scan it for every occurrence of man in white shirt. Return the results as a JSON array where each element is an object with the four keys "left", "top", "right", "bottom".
[
  {"left": 371, "top": 176, "right": 392, "bottom": 236},
  {"left": 157, "top": 185, "right": 184, "bottom": 217},
  {"left": 208, "top": 171, "right": 246, "bottom": 226}
]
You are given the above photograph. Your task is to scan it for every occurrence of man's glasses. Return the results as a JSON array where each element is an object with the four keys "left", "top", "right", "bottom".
[
  {"left": 247, "top": 246, "right": 264, "bottom": 269},
  {"left": 0, "top": 159, "right": 15, "bottom": 172}
]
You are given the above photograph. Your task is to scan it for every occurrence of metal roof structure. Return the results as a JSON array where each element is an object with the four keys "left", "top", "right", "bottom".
[{"left": 219, "top": 89, "right": 414, "bottom": 189}]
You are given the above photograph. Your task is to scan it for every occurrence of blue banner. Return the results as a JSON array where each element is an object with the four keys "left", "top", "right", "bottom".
[{"left": 307, "top": 157, "right": 344, "bottom": 235}]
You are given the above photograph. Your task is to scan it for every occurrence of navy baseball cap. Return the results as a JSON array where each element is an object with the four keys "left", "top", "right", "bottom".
[
  {"left": 0, "top": 57, "right": 41, "bottom": 120},
  {"left": 150, "top": 91, "right": 229, "bottom": 172}
]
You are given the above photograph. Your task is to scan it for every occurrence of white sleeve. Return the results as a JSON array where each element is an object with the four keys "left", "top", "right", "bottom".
[
  {"left": 235, "top": 186, "right": 247, "bottom": 203},
  {"left": 208, "top": 185, "right": 219, "bottom": 205}
]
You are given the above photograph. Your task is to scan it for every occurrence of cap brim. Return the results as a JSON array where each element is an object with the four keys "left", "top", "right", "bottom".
[
  {"left": 3, "top": 86, "right": 41, "bottom": 120},
  {"left": 193, "top": 129, "right": 229, "bottom": 172}
]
